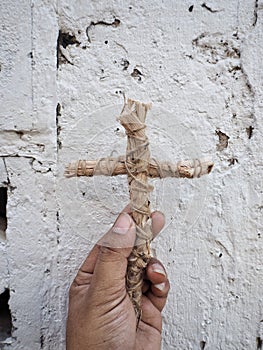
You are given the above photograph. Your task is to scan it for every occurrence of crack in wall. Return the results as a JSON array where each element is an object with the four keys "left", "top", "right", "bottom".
[
  {"left": 30, "top": 0, "right": 35, "bottom": 118},
  {"left": 253, "top": 0, "right": 259, "bottom": 26},
  {"left": 2, "top": 156, "right": 54, "bottom": 177},
  {"left": 56, "top": 103, "right": 62, "bottom": 151},
  {"left": 29, "top": 159, "right": 53, "bottom": 174},
  {"left": 239, "top": 48, "right": 256, "bottom": 125},
  {"left": 0, "top": 129, "right": 46, "bottom": 157},
  {"left": 201, "top": 3, "right": 221, "bottom": 13},
  {"left": 0, "top": 129, "right": 40, "bottom": 136},
  {"left": 2, "top": 158, "right": 16, "bottom": 192},
  {"left": 56, "top": 210, "right": 60, "bottom": 244},
  {"left": 86, "top": 18, "right": 120, "bottom": 43}
]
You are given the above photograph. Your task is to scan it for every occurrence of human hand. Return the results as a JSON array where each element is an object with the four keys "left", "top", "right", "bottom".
[{"left": 66, "top": 207, "right": 170, "bottom": 350}]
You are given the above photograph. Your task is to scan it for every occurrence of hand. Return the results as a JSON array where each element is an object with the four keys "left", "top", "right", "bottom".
[{"left": 66, "top": 207, "right": 170, "bottom": 350}]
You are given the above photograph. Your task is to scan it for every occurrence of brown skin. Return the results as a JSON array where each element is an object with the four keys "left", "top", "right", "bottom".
[{"left": 66, "top": 207, "right": 170, "bottom": 350}]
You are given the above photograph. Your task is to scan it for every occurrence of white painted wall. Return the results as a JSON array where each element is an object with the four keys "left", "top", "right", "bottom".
[{"left": 0, "top": 1, "right": 262, "bottom": 349}]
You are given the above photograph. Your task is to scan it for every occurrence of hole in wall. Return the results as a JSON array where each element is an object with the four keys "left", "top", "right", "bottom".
[
  {"left": 0, "top": 187, "right": 7, "bottom": 241},
  {"left": 246, "top": 125, "right": 254, "bottom": 139},
  {"left": 200, "top": 340, "right": 206, "bottom": 349},
  {"left": 207, "top": 164, "right": 213, "bottom": 173},
  {"left": 228, "top": 157, "right": 238, "bottom": 166},
  {"left": 216, "top": 130, "right": 229, "bottom": 151},
  {"left": 131, "top": 68, "right": 143, "bottom": 81},
  {"left": 256, "top": 337, "right": 262, "bottom": 350},
  {"left": 57, "top": 30, "right": 80, "bottom": 68},
  {"left": 0, "top": 289, "right": 12, "bottom": 342},
  {"left": 120, "top": 58, "right": 129, "bottom": 70}
]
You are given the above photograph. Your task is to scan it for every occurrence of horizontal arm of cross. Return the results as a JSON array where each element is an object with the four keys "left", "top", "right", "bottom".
[{"left": 65, "top": 156, "right": 213, "bottom": 179}]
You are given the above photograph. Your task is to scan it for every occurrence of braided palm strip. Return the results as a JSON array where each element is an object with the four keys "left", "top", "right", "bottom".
[{"left": 117, "top": 98, "right": 152, "bottom": 321}]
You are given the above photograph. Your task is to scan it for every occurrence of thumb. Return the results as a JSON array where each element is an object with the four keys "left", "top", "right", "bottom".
[{"left": 92, "top": 213, "right": 136, "bottom": 290}]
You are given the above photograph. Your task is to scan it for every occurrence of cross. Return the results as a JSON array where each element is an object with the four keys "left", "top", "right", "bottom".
[{"left": 65, "top": 98, "right": 213, "bottom": 322}]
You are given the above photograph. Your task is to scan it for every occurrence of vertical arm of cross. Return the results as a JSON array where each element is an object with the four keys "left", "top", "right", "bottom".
[{"left": 117, "top": 98, "right": 153, "bottom": 321}]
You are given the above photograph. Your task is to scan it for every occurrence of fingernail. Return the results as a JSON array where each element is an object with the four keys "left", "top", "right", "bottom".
[
  {"left": 152, "top": 263, "right": 166, "bottom": 277},
  {"left": 154, "top": 282, "right": 166, "bottom": 291},
  {"left": 112, "top": 213, "right": 132, "bottom": 235}
]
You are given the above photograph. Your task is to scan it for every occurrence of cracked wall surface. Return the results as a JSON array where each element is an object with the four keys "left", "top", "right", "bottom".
[{"left": 0, "top": 1, "right": 262, "bottom": 349}]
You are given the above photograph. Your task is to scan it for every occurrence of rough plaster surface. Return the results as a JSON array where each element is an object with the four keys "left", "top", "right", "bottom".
[{"left": 0, "top": 1, "right": 262, "bottom": 349}]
